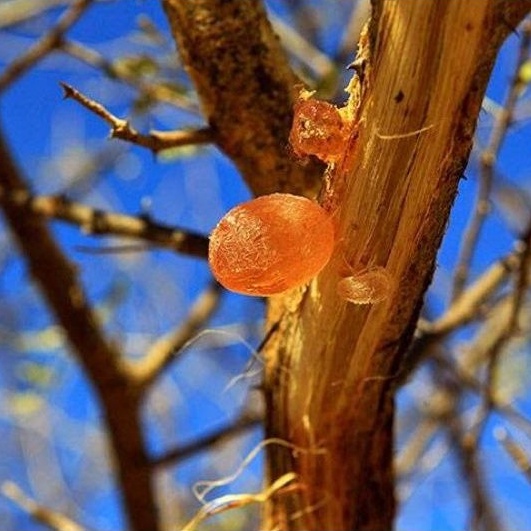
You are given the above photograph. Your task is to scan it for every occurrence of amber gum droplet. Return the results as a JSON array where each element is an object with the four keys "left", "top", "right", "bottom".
[
  {"left": 209, "top": 193, "right": 335, "bottom": 296},
  {"left": 289, "top": 98, "right": 348, "bottom": 164},
  {"left": 337, "top": 267, "right": 393, "bottom": 305}
]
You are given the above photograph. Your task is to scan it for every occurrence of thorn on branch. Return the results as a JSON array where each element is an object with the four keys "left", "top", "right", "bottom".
[{"left": 59, "top": 82, "right": 213, "bottom": 153}]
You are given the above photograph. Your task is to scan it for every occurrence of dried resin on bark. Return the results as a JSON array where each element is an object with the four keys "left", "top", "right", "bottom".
[
  {"left": 290, "top": 96, "right": 350, "bottom": 164},
  {"left": 337, "top": 267, "right": 393, "bottom": 305},
  {"left": 209, "top": 193, "right": 334, "bottom": 296}
]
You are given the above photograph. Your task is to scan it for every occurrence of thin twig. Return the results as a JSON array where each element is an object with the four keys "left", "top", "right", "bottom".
[
  {"left": 61, "top": 39, "right": 199, "bottom": 111},
  {"left": 269, "top": 14, "right": 336, "bottom": 81},
  {"left": 335, "top": 0, "right": 371, "bottom": 66},
  {"left": 433, "top": 357, "right": 501, "bottom": 531},
  {"left": 0, "top": 0, "right": 94, "bottom": 93},
  {"left": 60, "top": 82, "right": 212, "bottom": 153},
  {"left": 399, "top": 253, "right": 518, "bottom": 386},
  {"left": 131, "top": 282, "right": 222, "bottom": 388},
  {"left": 0, "top": 0, "right": 72, "bottom": 29},
  {"left": 152, "top": 414, "right": 263, "bottom": 468},
  {"left": 395, "top": 417, "right": 439, "bottom": 478},
  {"left": 0, "top": 129, "right": 160, "bottom": 531},
  {"left": 451, "top": 421, "right": 501, "bottom": 531},
  {"left": 452, "top": 21, "right": 531, "bottom": 301},
  {"left": 471, "top": 224, "right": 531, "bottom": 446},
  {"left": 14, "top": 193, "right": 209, "bottom": 259},
  {"left": 420, "top": 253, "right": 519, "bottom": 337},
  {"left": 432, "top": 349, "right": 531, "bottom": 439},
  {"left": 495, "top": 428, "right": 531, "bottom": 485},
  {"left": 1, "top": 481, "right": 85, "bottom": 531}
]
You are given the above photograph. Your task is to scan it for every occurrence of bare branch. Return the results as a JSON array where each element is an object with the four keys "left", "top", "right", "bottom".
[
  {"left": 0, "top": 0, "right": 94, "bottom": 93},
  {"left": 431, "top": 357, "right": 502, "bottom": 531},
  {"left": 398, "top": 253, "right": 519, "bottom": 386},
  {"left": 151, "top": 414, "right": 263, "bottom": 468},
  {"left": 0, "top": 0, "right": 72, "bottom": 29},
  {"left": 421, "top": 253, "right": 520, "bottom": 337},
  {"left": 131, "top": 281, "right": 222, "bottom": 388},
  {"left": 398, "top": 343, "right": 531, "bottom": 483},
  {"left": 495, "top": 428, "right": 531, "bottom": 484},
  {"left": 60, "top": 82, "right": 213, "bottom": 153},
  {"left": 452, "top": 21, "right": 531, "bottom": 301},
  {"left": 0, "top": 131, "right": 160, "bottom": 531},
  {"left": 471, "top": 223, "right": 531, "bottom": 445},
  {"left": 336, "top": 0, "right": 371, "bottom": 65},
  {"left": 61, "top": 40, "right": 198, "bottom": 111},
  {"left": 24, "top": 193, "right": 209, "bottom": 259},
  {"left": 2, "top": 481, "right": 85, "bottom": 531},
  {"left": 449, "top": 415, "right": 502, "bottom": 531}
]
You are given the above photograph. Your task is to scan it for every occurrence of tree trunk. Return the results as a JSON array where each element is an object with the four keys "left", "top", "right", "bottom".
[
  {"left": 162, "top": 0, "right": 531, "bottom": 529},
  {"left": 263, "top": 1, "right": 531, "bottom": 530}
]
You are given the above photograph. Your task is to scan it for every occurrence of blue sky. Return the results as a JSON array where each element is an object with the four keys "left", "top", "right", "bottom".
[{"left": 1, "top": 2, "right": 530, "bottom": 530}]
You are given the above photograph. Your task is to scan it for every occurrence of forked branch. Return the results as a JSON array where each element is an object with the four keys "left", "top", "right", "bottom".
[
  {"left": 20, "top": 193, "right": 209, "bottom": 258},
  {"left": 0, "top": 131, "right": 160, "bottom": 531},
  {"left": 60, "top": 82, "right": 213, "bottom": 153}
]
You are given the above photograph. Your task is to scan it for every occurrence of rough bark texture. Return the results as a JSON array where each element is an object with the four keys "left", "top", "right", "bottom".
[
  {"left": 262, "top": 1, "right": 531, "bottom": 530},
  {"left": 162, "top": 0, "right": 323, "bottom": 197},
  {"left": 160, "top": 0, "right": 531, "bottom": 530}
]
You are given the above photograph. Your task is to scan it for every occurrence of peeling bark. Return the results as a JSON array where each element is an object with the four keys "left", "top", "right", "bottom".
[
  {"left": 159, "top": 0, "right": 531, "bottom": 529},
  {"left": 263, "top": 1, "right": 531, "bottom": 530}
]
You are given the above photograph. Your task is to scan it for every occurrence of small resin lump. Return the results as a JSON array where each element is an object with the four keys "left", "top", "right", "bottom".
[
  {"left": 208, "top": 193, "right": 335, "bottom": 296},
  {"left": 289, "top": 96, "right": 350, "bottom": 164},
  {"left": 337, "top": 267, "right": 393, "bottom": 305}
]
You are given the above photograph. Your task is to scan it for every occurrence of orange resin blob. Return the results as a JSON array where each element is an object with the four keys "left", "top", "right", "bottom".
[
  {"left": 289, "top": 98, "right": 349, "bottom": 164},
  {"left": 209, "top": 193, "right": 335, "bottom": 296}
]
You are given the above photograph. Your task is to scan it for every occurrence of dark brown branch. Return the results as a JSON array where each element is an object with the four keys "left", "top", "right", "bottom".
[
  {"left": 0, "top": 131, "right": 160, "bottom": 531},
  {"left": 0, "top": 0, "right": 94, "bottom": 93},
  {"left": 60, "top": 82, "right": 213, "bottom": 153},
  {"left": 151, "top": 414, "right": 262, "bottom": 468},
  {"left": 162, "top": 0, "right": 323, "bottom": 197},
  {"left": 131, "top": 281, "right": 222, "bottom": 388},
  {"left": 1, "top": 481, "right": 85, "bottom": 531},
  {"left": 23, "top": 193, "right": 209, "bottom": 259}
]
